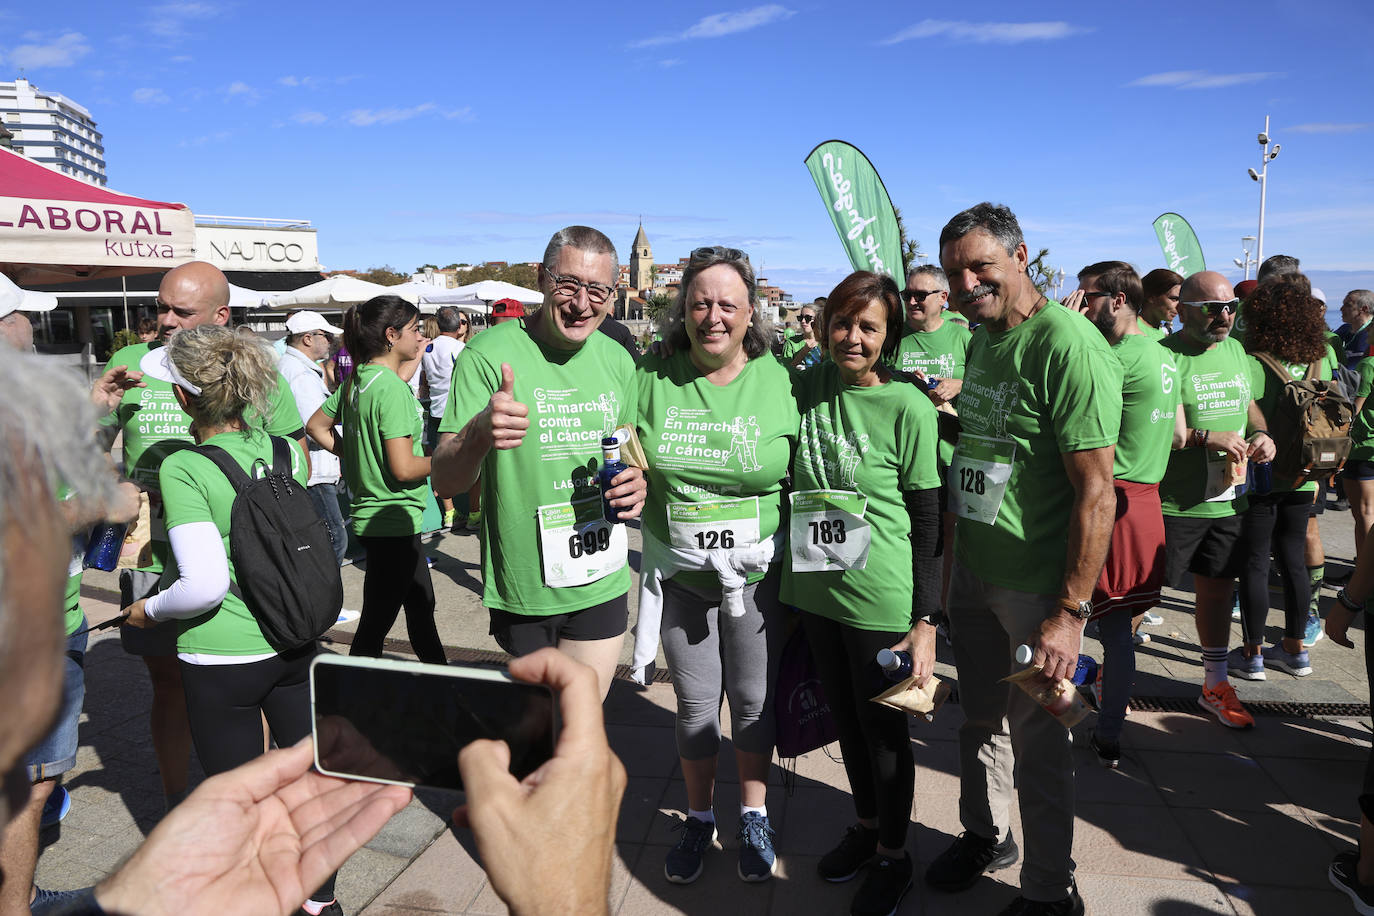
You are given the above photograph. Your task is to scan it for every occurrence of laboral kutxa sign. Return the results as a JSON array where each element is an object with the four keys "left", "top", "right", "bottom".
[{"left": 196, "top": 225, "right": 322, "bottom": 273}]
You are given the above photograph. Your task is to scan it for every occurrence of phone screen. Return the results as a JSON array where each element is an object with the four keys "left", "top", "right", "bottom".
[{"left": 311, "top": 657, "right": 556, "bottom": 791}]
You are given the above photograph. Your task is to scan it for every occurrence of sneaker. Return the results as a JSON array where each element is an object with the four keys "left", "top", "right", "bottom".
[
  {"left": 1089, "top": 729, "right": 1120, "bottom": 769},
  {"left": 442, "top": 508, "right": 456, "bottom": 528},
  {"left": 1232, "top": 591, "right": 1242, "bottom": 621},
  {"left": 997, "top": 883, "right": 1085, "bottom": 915},
  {"left": 1303, "top": 609, "right": 1324, "bottom": 648},
  {"left": 1226, "top": 646, "right": 1266, "bottom": 681},
  {"left": 924, "top": 831, "right": 1019, "bottom": 891},
  {"left": 1262, "top": 644, "right": 1313, "bottom": 677},
  {"left": 665, "top": 816, "right": 717, "bottom": 884},
  {"left": 818, "top": 824, "right": 879, "bottom": 883},
  {"left": 1198, "top": 681, "right": 1254, "bottom": 729},
  {"left": 40, "top": 785, "right": 71, "bottom": 828},
  {"left": 736, "top": 811, "right": 776, "bottom": 882},
  {"left": 851, "top": 852, "right": 913, "bottom": 916},
  {"left": 30, "top": 886, "right": 93, "bottom": 915},
  {"left": 1132, "top": 631, "right": 1150, "bottom": 645},
  {"left": 1329, "top": 850, "right": 1374, "bottom": 915},
  {"left": 1141, "top": 610, "right": 1164, "bottom": 626},
  {"left": 295, "top": 902, "right": 343, "bottom": 916},
  {"left": 465, "top": 511, "right": 482, "bottom": 531}
]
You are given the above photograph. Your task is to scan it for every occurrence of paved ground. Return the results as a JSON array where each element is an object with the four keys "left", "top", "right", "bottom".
[{"left": 32, "top": 506, "right": 1373, "bottom": 914}]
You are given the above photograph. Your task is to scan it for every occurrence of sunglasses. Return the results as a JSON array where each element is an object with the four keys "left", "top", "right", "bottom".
[
  {"left": 690, "top": 245, "right": 749, "bottom": 263},
  {"left": 1181, "top": 298, "right": 1240, "bottom": 317},
  {"left": 798, "top": 314, "right": 815, "bottom": 322},
  {"left": 902, "top": 289, "right": 944, "bottom": 303}
]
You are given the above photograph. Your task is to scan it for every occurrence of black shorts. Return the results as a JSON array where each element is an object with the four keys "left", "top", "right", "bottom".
[
  {"left": 1343, "top": 459, "right": 1374, "bottom": 483},
  {"left": 1311, "top": 477, "right": 1327, "bottom": 516},
  {"left": 1164, "top": 513, "right": 1244, "bottom": 583},
  {"left": 488, "top": 593, "right": 628, "bottom": 657}
]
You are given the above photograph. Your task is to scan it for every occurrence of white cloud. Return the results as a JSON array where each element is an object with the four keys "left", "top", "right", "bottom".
[
  {"left": 292, "top": 110, "right": 327, "bottom": 125},
  {"left": 1128, "top": 70, "right": 1276, "bottom": 89},
  {"left": 346, "top": 103, "right": 436, "bottom": 126},
  {"left": 1285, "top": 122, "right": 1372, "bottom": 134},
  {"left": 225, "top": 81, "right": 259, "bottom": 102},
  {"left": 442, "top": 107, "right": 474, "bottom": 121},
  {"left": 132, "top": 87, "right": 170, "bottom": 104},
  {"left": 146, "top": 2, "right": 221, "bottom": 40},
  {"left": 659, "top": 58, "right": 682, "bottom": 68},
  {"left": 6, "top": 32, "right": 91, "bottom": 69},
  {"left": 630, "top": 4, "right": 795, "bottom": 48},
  {"left": 879, "top": 19, "right": 1088, "bottom": 46}
]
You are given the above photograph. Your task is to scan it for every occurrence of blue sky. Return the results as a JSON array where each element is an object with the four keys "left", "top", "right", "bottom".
[{"left": 4, "top": 0, "right": 1373, "bottom": 302}]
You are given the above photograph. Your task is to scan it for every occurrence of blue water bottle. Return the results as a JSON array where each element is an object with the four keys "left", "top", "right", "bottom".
[
  {"left": 599, "top": 436, "right": 628, "bottom": 523},
  {"left": 925, "top": 376, "right": 942, "bottom": 392},
  {"left": 83, "top": 521, "right": 129, "bottom": 571},
  {"left": 876, "top": 648, "right": 913, "bottom": 681},
  {"left": 1249, "top": 461, "right": 1274, "bottom": 495},
  {"left": 1070, "top": 654, "right": 1099, "bottom": 686}
]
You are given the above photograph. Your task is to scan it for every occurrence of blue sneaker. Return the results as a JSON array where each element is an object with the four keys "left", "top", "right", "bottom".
[
  {"left": 1263, "top": 644, "right": 1312, "bottom": 677},
  {"left": 665, "top": 816, "right": 717, "bottom": 884},
  {"left": 40, "top": 785, "right": 70, "bottom": 828},
  {"left": 736, "top": 811, "right": 777, "bottom": 882},
  {"left": 1226, "top": 646, "right": 1266, "bottom": 681},
  {"left": 1303, "top": 609, "right": 1324, "bottom": 648}
]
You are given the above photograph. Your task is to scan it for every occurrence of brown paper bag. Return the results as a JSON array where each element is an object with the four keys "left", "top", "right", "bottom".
[{"left": 870, "top": 675, "right": 951, "bottom": 722}]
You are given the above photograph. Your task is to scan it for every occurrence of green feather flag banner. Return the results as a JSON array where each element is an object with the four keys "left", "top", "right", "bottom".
[
  {"left": 804, "top": 140, "right": 903, "bottom": 279},
  {"left": 1152, "top": 212, "right": 1206, "bottom": 278}
]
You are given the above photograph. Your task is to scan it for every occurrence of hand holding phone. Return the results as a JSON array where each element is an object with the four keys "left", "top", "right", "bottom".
[{"left": 454, "top": 649, "right": 628, "bottom": 916}]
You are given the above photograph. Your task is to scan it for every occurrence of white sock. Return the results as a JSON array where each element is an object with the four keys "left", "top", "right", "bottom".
[
  {"left": 741, "top": 804, "right": 767, "bottom": 818},
  {"left": 688, "top": 807, "right": 715, "bottom": 824},
  {"left": 300, "top": 900, "right": 335, "bottom": 916},
  {"left": 1202, "top": 646, "right": 1228, "bottom": 689}
]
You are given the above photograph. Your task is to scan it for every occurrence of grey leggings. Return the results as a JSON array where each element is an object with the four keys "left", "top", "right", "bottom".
[{"left": 659, "top": 566, "right": 785, "bottom": 760}]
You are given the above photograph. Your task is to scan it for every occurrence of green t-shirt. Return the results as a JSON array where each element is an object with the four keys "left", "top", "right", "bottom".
[
  {"left": 779, "top": 361, "right": 942, "bottom": 631},
  {"left": 102, "top": 341, "right": 304, "bottom": 572},
  {"left": 1158, "top": 334, "right": 1259, "bottom": 518},
  {"left": 1248, "top": 344, "right": 1337, "bottom": 493},
  {"left": 322, "top": 364, "right": 427, "bottom": 537},
  {"left": 892, "top": 319, "right": 972, "bottom": 379},
  {"left": 440, "top": 320, "right": 639, "bottom": 616},
  {"left": 635, "top": 350, "right": 797, "bottom": 587},
  {"left": 1137, "top": 316, "right": 1168, "bottom": 340},
  {"left": 1113, "top": 334, "right": 1181, "bottom": 484},
  {"left": 62, "top": 488, "right": 83, "bottom": 637},
  {"left": 952, "top": 302, "right": 1123, "bottom": 596},
  {"left": 1351, "top": 356, "right": 1374, "bottom": 460},
  {"left": 946, "top": 310, "right": 970, "bottom": 327},
  {"left": 159, "top": 428, "right": 307, "bottom": 656}
]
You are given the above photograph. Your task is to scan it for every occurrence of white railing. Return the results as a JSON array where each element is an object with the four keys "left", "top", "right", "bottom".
[{"left": 194, "top": 215, "right": 314, "bottom": 229}]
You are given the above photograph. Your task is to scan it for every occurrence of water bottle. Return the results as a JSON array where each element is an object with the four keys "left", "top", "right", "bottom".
[
  {"left": 599, "top": 436, "right": 628, "bottom": 523},
  {"left": 83, "top": 521, "right": 129, "bottom": 571},
  {"left": 1249, "top": 460, "right": 1273, "bottom": 495},
  {"left": 1009, "top": 644, "right": 1090, "bottom": 728},
  {"left": 925, "top": 376, "right": 942, "bottom": 392},
  {"left": 1070, "top": 654, "right": 1099, "bottom": 687},
  {"left": 876, "top": 648, "right": 913, "bottom": 681}
]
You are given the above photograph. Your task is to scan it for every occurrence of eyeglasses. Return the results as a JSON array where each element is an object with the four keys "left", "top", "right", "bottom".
[
  {"left": 545, "top": 269, "right": 614, "bottom": 305},
  {"left": 690, "top": 246, "right": 749, "bottom": 263},
  {"left": 1181, "top": 298, "right": 1240, "bottom": 317},
  {"left": 1081, "top": 291, "right": 1113, "bottom": 301},
  {"left": 798, "top": 314, "right": 815, "bottom": 322},
  {"left": 902, "top": 289, "right": 944, "bottom": 303}
]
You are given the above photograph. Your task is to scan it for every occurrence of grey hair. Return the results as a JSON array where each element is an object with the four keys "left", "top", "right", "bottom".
[
  {"left": 661, "top": 247, "right": 772, "bottom": 359},
  {"left": 1348, "top": 290, "right": 1374, "bottom": 315},
  {"left": 1257, "top": 254, "right": 1301, "bottom": 284},
  {"left": 938, "top": 202, "right": 1025, "bottom": 257},
  {"left": 906, "top": 264, "right": 949, "bottom": 292},
  {"left": 435, "top": 306, "right": 465, "bottom": 333},
  {"left": 541, "top": 226, "right": 620, "bottom": 284},
  {"left": 0, "top": 349, "right": 123, "bottom": 565},
  {"left": 166, "top": 325, "right": 278, "bottom": 430}
]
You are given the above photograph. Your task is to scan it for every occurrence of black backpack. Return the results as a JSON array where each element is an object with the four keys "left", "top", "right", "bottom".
[{"left": 194, "top": 436, "right": 342, "bottom": 652}]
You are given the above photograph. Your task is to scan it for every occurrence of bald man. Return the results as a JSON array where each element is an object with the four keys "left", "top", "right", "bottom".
[
  {"left": 1158, "top": 270, "right": 1275, "bottom": 730},
  {"left": 100, "top": 260, "right": 306, "bottom": 809}
]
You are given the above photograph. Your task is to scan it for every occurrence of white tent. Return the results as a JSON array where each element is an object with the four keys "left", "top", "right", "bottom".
[
  {"left": 448, "top": 279, "right": 543, "bottom": 305},
  {"left": 228, "top": 283, "right": 269, "bottom": 309},
  {"left": 382, "top": 281, "right": 485, "bottom": 314},
  {"left": 267, "top": 275, "right": 416, "bottom": 310}
]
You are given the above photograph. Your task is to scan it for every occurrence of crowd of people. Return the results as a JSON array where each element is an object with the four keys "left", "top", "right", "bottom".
[{"left": 2, "top": 204, "right": 1373, "bottom": 916}]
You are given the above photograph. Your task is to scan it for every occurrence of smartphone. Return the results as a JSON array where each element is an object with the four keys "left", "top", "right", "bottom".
[{"left": 310, "top": 654, "right": 558, "bottom": 791}]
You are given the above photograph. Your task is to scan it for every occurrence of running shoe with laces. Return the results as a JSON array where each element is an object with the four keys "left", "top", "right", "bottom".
[
  {"left": 1329, "top": 850, "right": 1374, "bottom": 915},
  {"left": 40, "top": 785, "right": 71, "bottom": 828},
  {"left": 664, "top": 816, "right": 717, "bottom": 884},
  {"left": 465, "top": 510, "right": 482, "bottom": 532},
  {"left": 1262, "top": 643, "right": 1312, "bottom": 677},
  {"left": 1132, "top": 631, "right": 1150, "bottom": 646},
  {"left": 817, "top": 824, "right": 879, "bottom": 882},
  {"left": 1198, "top": 681, "right": 1254, "bottom": 729},
  {"left": 1303, "top": 608, "right": 1324, "bottom": 647},
  {"left": 295, "top": 902, "right": 343, "bottom": 916},
  {"left": 1141, "top": 610, "right": 1164, "bottom": 626},
  {"left": 1226, "top": 646, "right": 1266, "bottom": 681},
  {"left": 924, "top": 831, "right": 1019, "bottom": 891},
  {"left": 736, "top": 811, "right": 776, "bottom": 882},
  {"left": 1089, "top": 729, "right": 1120, "bottom": 769},
  {"left": 442, "top": 508, "right": 456, "bottom": 529},
  {"left": 850, "top": 852, "right": 912, "bottom": 916},
  {"left": 997, "top": 882, "right": 1085, "bottom": 915}
]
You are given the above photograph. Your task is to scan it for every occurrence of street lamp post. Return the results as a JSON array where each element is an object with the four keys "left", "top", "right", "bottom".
[
  {"left": 1247, "top": 115, "right": 1281, "bottom": 265},
  {"left": 1233, "top": 235, "right": 1257, "bottom": 281}
]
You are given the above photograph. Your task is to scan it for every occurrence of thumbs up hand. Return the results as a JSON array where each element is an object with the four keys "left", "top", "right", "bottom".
[{"left": 485, "top": 363, "right": 529, "bottom": 450}]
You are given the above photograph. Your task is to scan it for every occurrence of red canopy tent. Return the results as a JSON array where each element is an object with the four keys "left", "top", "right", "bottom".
[{"left": 0, "top": 147, "right": 195, "bottom": 286}]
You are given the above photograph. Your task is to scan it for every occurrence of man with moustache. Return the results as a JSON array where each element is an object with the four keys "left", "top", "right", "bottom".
[
  {"left": 925, "top": 203, "right": 1121, "bottom": 916},
  {"left": 1158, "top": 270, "right": 1274, "bottom": 729},
  {"left": 1068, "top": 261, "right": 1181, "bottom": 769},
  {"left": 432, "top": 227, "right": 648, "bottom": 700}
]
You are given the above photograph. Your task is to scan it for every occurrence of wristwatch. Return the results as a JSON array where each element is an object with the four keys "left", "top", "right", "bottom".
[{"left": 1061, "top": 598, "right": 1094, "bottom": 620}]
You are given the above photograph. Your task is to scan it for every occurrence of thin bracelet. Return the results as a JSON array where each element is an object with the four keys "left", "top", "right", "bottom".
[{"left": 1337, "top": 587, "right": 1366, "bottom": 613}]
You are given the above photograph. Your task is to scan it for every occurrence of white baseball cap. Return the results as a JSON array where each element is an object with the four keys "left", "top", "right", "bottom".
[
  {"left": 0, "top": 273, "right": 58, "bottom": 320},
  {"left": 285, "top": 311, "right": 344, "bottom": 335},
  {"left": 1311, "top": 287, "right": 1327, "bottom": 304}
]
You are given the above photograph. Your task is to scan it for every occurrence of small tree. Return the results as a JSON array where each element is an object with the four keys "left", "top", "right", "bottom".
[
  {"left": 645, "top": 292, "right": 674, "bottom": 327},
  {"left": 1026, "top": 248, "right": 1057, "bottom": 296},
  {"left": 893, "top": 206, "right": 922, "bottom": 279},
  {"left": 353, "top": 265, "right": 409, "bottom": 286}
]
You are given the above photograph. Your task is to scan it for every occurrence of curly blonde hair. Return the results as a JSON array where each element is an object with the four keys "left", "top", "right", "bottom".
[{"left": 166, "top": 325, "right": 277, "bottom": 429}]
